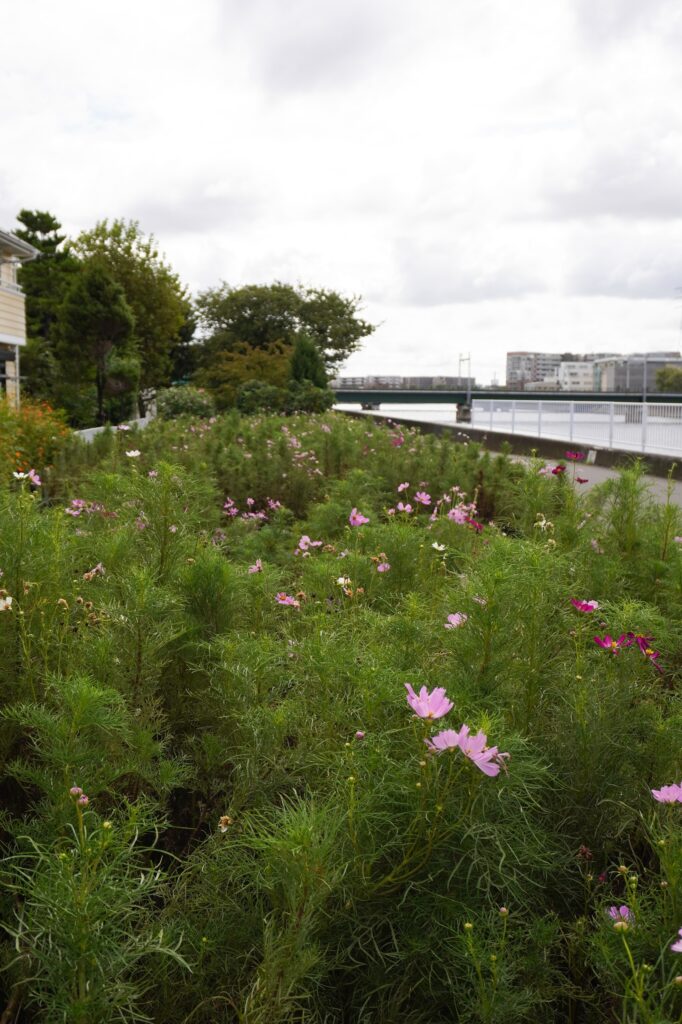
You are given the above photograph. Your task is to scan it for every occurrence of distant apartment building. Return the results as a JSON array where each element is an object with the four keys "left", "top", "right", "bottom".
[
  {"left": 505, "top": 352, "right": 562, "bottom": 388},
  {"left": 0, "top": 229, "right": 38, "bottom": 407}
]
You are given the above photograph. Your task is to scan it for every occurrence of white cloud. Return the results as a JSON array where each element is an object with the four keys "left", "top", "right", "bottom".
[{"left": 2, "top": 0, "right": 682, "bottom": 385}]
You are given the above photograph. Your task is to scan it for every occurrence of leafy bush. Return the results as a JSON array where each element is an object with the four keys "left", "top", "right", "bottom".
[{"left": 156, "top": 385, "right": 215, "bottom": 419}]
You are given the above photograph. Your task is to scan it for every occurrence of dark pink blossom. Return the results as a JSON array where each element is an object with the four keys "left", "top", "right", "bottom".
[{"left": 571, "top": 598, "right": 599, "bottom": 613}]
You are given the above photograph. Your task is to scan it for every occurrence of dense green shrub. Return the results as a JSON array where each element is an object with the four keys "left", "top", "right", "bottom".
[{"left": 156, "top": 385, "right": 215, "bottom": 419}]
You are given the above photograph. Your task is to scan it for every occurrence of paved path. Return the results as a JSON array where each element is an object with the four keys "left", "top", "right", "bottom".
[{"left": 506, "top": 454, "right": 682, "bottom": 504}]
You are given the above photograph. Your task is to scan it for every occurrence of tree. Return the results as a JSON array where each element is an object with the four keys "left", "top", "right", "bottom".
[
  {"left": 195, "top": 282, "right": 374, "bottom": 375},
  {"left": 194, "top": 340, "right": 293, "bottom": 411},
  {"left": 56, "top": 264, "right": 136, "bottom": 424},
  {"left": 655, "top": 365, "right": 682, "bottom": 393},
  {"left": 290, "top": 334, "right": 328, "bottom": 388},
  {"left": 71, "top": 220, "right": 191, "bottom": 401},
  {"left": 15, "top": 210, "right": 80, "bottom": 343}
]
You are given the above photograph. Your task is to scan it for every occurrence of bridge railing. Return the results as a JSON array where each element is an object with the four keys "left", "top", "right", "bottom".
[{"left": 471, "top": 399, "right": 682, "bottom": 456}]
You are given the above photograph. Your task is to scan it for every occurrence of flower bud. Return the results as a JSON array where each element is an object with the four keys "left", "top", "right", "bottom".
[
  {"left": 499, "top": 907, "right": 509, "bottom": 917},
  {"left": 69, "top": 786, "right": 83, "bottom": 797},
  {"left": 464, "top": 922, "right": 474, "bottom": 931}
]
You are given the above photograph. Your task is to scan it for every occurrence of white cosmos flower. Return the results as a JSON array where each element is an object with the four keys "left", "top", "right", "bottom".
[
  {"left": 0, "top": 596, "right": 13, "bottom": 611},
  {"left": 13, "top": 471, "right": 27, "bottom": 480},
  {"left": 336, "top": 576, "right": 351, "bottom": 587},
  {"left": 125, "top": 450, "right": 141, "bottom": 458},
  {"left": 432, "top": 542, "right": 446, "bottom": 551}
]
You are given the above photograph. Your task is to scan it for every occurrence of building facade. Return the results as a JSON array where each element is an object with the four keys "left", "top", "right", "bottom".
[
  {"left": 592, "top": 353, "right": 682, "bottom": 393},
  {"left": 505, "top": 352, "right": 562, "bottom": 388},
  {"left": 0, "top": 229, "right": 38, "bottom": 407}
]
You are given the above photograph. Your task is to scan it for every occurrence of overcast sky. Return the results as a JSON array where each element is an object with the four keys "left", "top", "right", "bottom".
[{"left": 3, "top": 0, "right": 682, "bottom": 383}]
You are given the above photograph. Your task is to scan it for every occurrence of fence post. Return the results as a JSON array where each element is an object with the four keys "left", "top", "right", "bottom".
[
  {"left": 642, "top": 401, "right": 648, "bottom": 453},
  {"left": 511, "top": 400, "right": 516, "bottom": 434},
  {"left": 489, "top": 400, "right": 493, "bottom": 430},
  {"left": 609, "top": 403, "right": 614, "bottom": 448},
  {"left": 569, "top": 401, "right": 574, "bottom": 443},
  {"left": 538, "top": 401, "right": 542, "bottom": 438}
]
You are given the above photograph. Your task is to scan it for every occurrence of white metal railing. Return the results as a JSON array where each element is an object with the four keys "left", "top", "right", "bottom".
[{"left": 470, "top": 399, "right": 682, "bottom": 457}]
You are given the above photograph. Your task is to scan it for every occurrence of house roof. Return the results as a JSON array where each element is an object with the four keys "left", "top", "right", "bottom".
[{"left": 0, "top": 229, "right": 39, "bottom": 262}]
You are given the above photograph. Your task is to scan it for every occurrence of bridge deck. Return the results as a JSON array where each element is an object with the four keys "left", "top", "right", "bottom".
[{"left": 333, "top": 390, "right": 682, "bottom": 405}]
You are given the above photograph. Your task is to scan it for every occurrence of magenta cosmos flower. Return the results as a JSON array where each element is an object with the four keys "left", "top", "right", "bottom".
[
  {"left": 445, "top": 613, "right": 468, "bottom": 629},
  {"left": 405, "top": 683, "right": 454, "bottom": 720},
  {"left": 594, "top": 634, "right": 628, "bottom": 653},
  {"left": 671, "top": 928, "right": 682, "bottom": 952},
  {"left": 349, "top": 508, "right": 370, "bottom": 526},
  {"left": 652, "top": 782, "right": 682, "bottom": 803},
  {"left": 565, "top": 451, "right": 585, "bottom": 461},
  {"left": 275, "top": 592, "right": 300, "bottom": 608},
  {"left": 376, "top": 562, "right": 391, "bottom": 572},
  {"left": 571, "top": 598, "right": 599, "bottom": 613}
]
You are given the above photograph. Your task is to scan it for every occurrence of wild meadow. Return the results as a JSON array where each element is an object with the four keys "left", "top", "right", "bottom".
[{"left": 2, "top": 410, "right": 682, "bottom": 1023}]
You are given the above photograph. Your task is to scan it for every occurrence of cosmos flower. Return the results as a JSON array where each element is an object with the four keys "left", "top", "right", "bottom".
[
  {"left": 275, "top": 593, "right": 300, "bottom": 608},
  {"left": 349, "top": 508, "right": 369, "bottom": 526},
  {"left": 571, "top": 599, "right": 599, "bottom": 613},
  {"left": 593, "top": 634, "right": 629, "bottom": 653},
  {"left": 445, "top": 612, "right": 468, "bottom": 629},
  {"left": 125, "top": 450, "right": 141, "bottom": 458},
  {"left": 652, "top": 782, "right": 682, "bottom": 803},
  {"left": 405, "top": 683, "right": 454, "bottom": 720},
  {"left": 248, "top": 559, "right": 263, "bottom": 573}
]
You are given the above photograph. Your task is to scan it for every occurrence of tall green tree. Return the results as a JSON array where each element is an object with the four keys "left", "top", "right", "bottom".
[
  {"left": 15, "top": 210, "right": 80, "bottom": 342},
  {"left": 290, "top": 334, "right": 328, "bottom": 388},
  {"left": 71, "top": 220, "right": 191, "bottom": 403},
  {"left": 195, "top": 282, "right": 374, "bottom": 375},
  {"left": 56, "top": 263, "right": 136, "bottom": 424}
]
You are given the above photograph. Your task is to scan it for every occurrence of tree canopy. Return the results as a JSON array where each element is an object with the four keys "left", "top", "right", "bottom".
[
  {"left": 15, "top": 209, "right": 80, "bottom": 342},
  {"left": 56, "top": 263, "right": 136, "bottom": 424},
  {"left": 655, "top": 365, "right": 682, "bottom": 393},
  {"left": 195, "top": 282, "right": 374, "bottom": 374},
  {"left": 71, "top": 220, "right": 192, "bottom": 394}
]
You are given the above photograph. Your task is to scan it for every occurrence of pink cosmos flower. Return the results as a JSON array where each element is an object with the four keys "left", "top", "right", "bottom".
[
  {"left": 608, "top": 906, "right": 634, "bottom": 925},
  {"left": 397, "top": 482, "right": 410, "bottom": 492},
  {"left": 414, "top": 491, "right": 431, "bottom": 506},
  {"left": 405, "top": 683, "right": 454, "bottom": 720},
  {"left": 426, "top": 724, "right": 509, "bottom": 777},
  {"left": 565, "top": 451, "right": 585, "bottom": 461},
  {"left": 349, "top": 508, "right": 370, "bottom": 526},
  {"left": 448, "top": 505, "right": 468, "bottom": 524},
  {"left": 454, "top": 725, "right": 509, "bottom": 777},
  {"left": 445, "top": 613, "right": 468, "bottom": 629},
  {"left": 27, "top": 468, "right": 42, "bottom": 486},
  {"left": 590, "top": 538, "right": 604, "bottom": 554},
  {"left": 275, "top": 592, "right": 300, "bottom": 608},
  {"left": 391, "top": 434, "right": 404, "bottom": 448},
  {"left": 551, "top": 464, "right": 566, "bottom": 476},
  {"left": 594, "top": 634, "right": 628, "bottom": 653},
  {"left": 571, "top": 599, "right": 599, "bottom": 613},
  {"left": 248, "top": 559, "right": 263, "bottom": 574},
  {"left": 473, "top": 596, "right": 487, "bottom": 607},
  {"left": 652, "top": 782, "right": 682, "bottom": 803},
  {"left": 298, "top": 535, "right": 323, "bottom": 551},
  {"left": 424, "top": 729, "right": 461, "bottom": 753},
  {"left": 671, "top": 928, "right": 682, "bottom": 953},
  {"left": 377, "top": 562, "right": 391, "bottom": 572},
  {"left": 148, "top": 470, "right": 158, "bottom": 479},
  {"left": 396, "top": 502, "right": 413, "bottom": 513}
]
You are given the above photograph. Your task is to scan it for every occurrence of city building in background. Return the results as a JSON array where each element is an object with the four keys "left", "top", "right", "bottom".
[
  {"left": 0, "top": 229, "right": 38, "bottom": 407},
  {"left": 505, "top": 351, "right": 562, "bottom": 388},
  {"left": 592, "top": 353, "right": 682, "bottom": 393}
]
